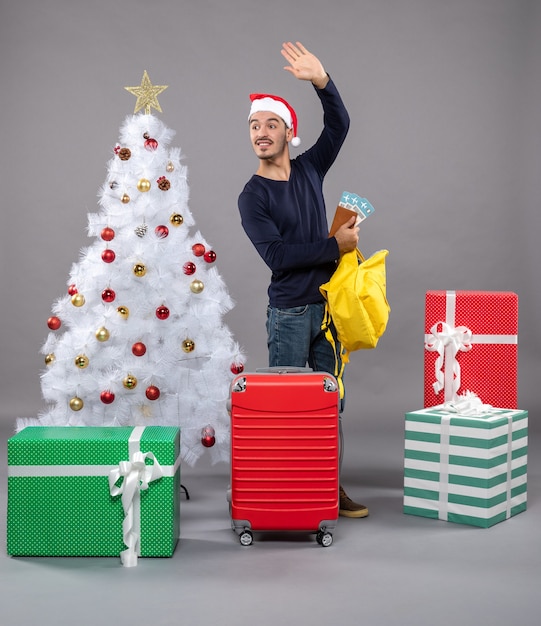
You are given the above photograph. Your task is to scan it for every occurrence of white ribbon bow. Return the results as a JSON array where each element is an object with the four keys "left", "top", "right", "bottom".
[
  {"left": 109, "top": 451, "right": 163, "bottom": 567},
  {"left": 442, "top": 390, "right": 493, "bottom": 416},
  {"left": 425, "top": 321, "right": 473, "bottom": 400}
]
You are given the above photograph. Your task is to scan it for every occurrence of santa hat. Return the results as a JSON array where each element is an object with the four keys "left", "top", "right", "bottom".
[{"left": 249, "top": 93, "right": 301, "bottom": 147}]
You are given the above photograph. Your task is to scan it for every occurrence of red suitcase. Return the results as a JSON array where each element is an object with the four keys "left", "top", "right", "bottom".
[{"left": 228, "top": 368, "right": 340, "bottom": 546}]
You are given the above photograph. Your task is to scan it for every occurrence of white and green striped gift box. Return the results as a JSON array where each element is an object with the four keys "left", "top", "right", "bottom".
[
  {"left": 404, "top": 407, "right": 528, "bottom": 528},
  {"left": 7, "top": 426, "right": 180, "bottom": 560}
]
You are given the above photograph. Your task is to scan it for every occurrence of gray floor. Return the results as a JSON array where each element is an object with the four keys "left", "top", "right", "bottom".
[{"left": 1, "top": 415, "right": 539, "bottom": 626}]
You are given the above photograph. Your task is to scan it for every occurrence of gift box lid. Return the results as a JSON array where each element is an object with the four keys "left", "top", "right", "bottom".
[
  {"left": 425, "top": 290, "right": 518, "bottom": 335},
  {"left": 8, "top": 426, "right": 180, "bottom": 467},
  {"left": 406, "top": 407, "right": 528, "bottom": 430}
]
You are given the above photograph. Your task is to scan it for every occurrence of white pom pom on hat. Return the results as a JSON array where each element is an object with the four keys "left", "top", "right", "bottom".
[{"left": 249, "top": 93, "right": 301, "bottom": 147}]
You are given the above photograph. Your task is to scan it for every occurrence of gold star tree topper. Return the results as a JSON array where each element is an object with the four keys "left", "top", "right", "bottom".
[{"left": 125, "top": 70, "right": 168, "bottom": 114}]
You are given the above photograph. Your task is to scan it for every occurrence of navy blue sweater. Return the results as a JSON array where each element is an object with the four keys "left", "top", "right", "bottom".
[{"left": 238, "top": 78, "right": 350, "bottom": 308}]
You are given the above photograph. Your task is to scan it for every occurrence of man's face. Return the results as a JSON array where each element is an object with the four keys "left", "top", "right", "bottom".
[{"left": 249, "top": 112, "right": 292, "bottom": 160}]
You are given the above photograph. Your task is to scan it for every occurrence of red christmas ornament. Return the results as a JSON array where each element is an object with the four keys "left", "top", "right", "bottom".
[
  {"left": 156, "top": 305, "right": 170, "bottom": 320},
  {"left": 201, "top": 426, "right": 216, "bottom": 448},
  {"left": 144, "top": 137, "right": 159, "bottom": 151},
  {"left": 204, "top": 250, "right": 217, "bottom": 263},
  {"left": 100, "top": 390, "right": 115, "bottom": 404},
  {"left": 101, "top": 288, "right": 116, "bottom": 303},
  {"left": 47, "top": 316, "right": 61, "bottom": 331},
  {"left": 192, "top": 243, "right": 205, "bottom": 257},
  {"left": 230, "top": 362, "right": 245, "bottom": 375},
  {"left": 68, "top": 284, "right": 78, "bottom": 296},
  {"left": 183, "top": 261, "right": 196, "bottom": 275},
  {"left": 145, "top": 385, "right": 160, "bottom": 401},
  {"left": 101, "top": 249, "right": 116, "bottom": 263},
  {"left": 101, "top": 227, "right": 115, "bottom": 241},
  {"left": 155, "top": 224, "right": 169, "bottom": 239},
  {"left": 132, "top": 342, "right": 147, "bottom": 357}
]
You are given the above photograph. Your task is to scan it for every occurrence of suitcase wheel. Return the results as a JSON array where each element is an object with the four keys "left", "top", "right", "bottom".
[
  {"left": 239, "top": 530, "right": 253, "bottom": 546},
  {"left": 316, "top": 531, "right": 333, "bottom": 547}
]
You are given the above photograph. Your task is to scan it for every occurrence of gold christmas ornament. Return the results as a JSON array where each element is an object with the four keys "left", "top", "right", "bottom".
[
  {"left": 182, "top": 339, "right": 195, "bottom": 353},
  {"left": 117, "top": 305, "right": 130, "bottom": 319},
  {"left": 190, "top": 279, "right": 204, "bottom": 294},
  {"left": 121, "top": 193, "right": 130, "bottom": 204},
  {"left": 69, "top": 396, "right": 84, "bottom": 411},
  {"left": 123, "top": 374, "right": 138, "bottom": 389},
  {"left": 44, "top": 353, "right": 55, "bottom": 366},
  {"left": 95, "top": 326, "right": 110, "bottom": 342},
  {"left": 125, "top": 70, "right": 168, "bottom": 115},
  {"left": 133, "top": 263, "right": 147, "bottom": 277},
  {"left": 137, "top": 178, "right": 151, "bottom": 192},
  {"left": 170, "top": 213, "right": 184, "bottom": 226},
  {"left": 166, "top": 161, "right": 174, "bottom": 173},
  {"left": 71, "top": 293, "right": 85, "bottom": 307},
  {"left": 74, "top": 354, "right": 89, "bottom": 369}
]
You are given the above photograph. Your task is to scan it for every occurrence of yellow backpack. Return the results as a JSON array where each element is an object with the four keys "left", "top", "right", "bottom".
[{"left": 320, "top": 248, "right": 390, "bottom": 395}]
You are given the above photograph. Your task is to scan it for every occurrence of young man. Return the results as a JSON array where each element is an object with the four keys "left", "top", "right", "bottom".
[{"left": 238, "top": 41, "right": 367, "bottom": 518}]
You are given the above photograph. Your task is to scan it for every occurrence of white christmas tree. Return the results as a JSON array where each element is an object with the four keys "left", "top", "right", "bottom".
[{"left": 19, "top": 71, "right": 244, "bottom": 466}]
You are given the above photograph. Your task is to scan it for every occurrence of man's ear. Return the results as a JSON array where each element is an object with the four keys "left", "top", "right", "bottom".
[{"left": 286, "top": 126, "right": 294, "bottom": 142}]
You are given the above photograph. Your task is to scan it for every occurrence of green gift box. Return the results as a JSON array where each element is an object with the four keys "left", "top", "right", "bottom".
[
  {"left": 7, "top": 426, "right": 180, "bottom": 564},
  {"left": 404, "top": 406, "right": 528, "bottom": 528}
]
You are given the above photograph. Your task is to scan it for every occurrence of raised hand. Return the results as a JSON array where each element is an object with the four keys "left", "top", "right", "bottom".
[{"left": 281, "top": 41, "right": 329, "bottom": 89}]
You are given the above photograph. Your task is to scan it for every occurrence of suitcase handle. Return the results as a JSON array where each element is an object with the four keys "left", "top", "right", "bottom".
[{"left": 255, "top": 366, "right": 313, "bottom": 374}]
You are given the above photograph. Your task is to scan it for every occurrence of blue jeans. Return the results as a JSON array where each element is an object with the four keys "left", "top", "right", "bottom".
[{"left": 266, "top": 302, "right": 344, "bottom": 412}]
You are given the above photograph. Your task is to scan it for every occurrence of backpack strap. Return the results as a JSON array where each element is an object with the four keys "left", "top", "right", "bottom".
[{"left": 321, "top": 303, "right": 349, "bottom": 399}]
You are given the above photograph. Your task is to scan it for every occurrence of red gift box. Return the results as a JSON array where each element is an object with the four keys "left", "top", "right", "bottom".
[{"left": 424, "top": 291, "right": 518, "bottom": 408}]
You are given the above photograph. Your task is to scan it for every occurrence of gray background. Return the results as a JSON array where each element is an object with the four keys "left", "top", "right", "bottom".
[
  {"left": 0, "top": 1, "right": 539, "bottom": 625},
  {"left": 0, "top": 0, "right": 539, "bottom": 422}
]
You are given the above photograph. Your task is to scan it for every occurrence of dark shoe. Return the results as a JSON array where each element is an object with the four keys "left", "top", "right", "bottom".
[{"left": 339, "top": 485, "right": 369, "bottom": 518}]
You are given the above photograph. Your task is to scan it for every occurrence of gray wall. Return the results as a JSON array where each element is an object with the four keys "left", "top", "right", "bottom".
[{"left": 1, "top": 0, "right": 539, "bottom": 429}]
